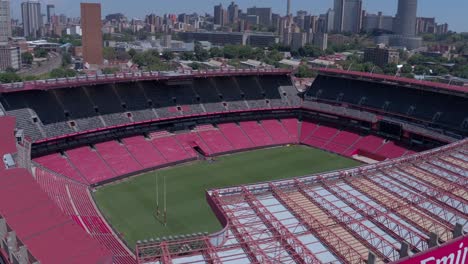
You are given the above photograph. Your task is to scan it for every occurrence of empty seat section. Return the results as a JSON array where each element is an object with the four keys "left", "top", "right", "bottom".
[
  {"left": 53, "top": 88, "right": 97, "bottom": 120},
  {"left": 323, "top": 142, "right": 349, "bottom": 154},
  {"left": 376, "top": 142, "right": 407, "bottom": 159},
  {"left": 152, "top": 136, "right": 191, "bottom": 162},
  {"left": 235, "top": 76, "right": 268, "bottom": 109},
  {"left": 192, "top": 79, "right": 224, "bottom": 113},
  {"left": 311, "top": 126, "right": 339, "bottom": 141},
  {"left": 300, "top": 121, "right": 318, "bottom": 142},
  {"left": 197, "top": 129, "right": 234, "bottom": 154},
  {"left": 218, "top": 123, "right": 254, "bottom": 150},
  {"left": 142, "top": 81, "right": 181, "bottom": 118},
  {"left": 332, "top": 131, "right": 360, "bottom": 146},
  {"left": 281, "top": 118, "right": 299, "bottom": 142},
  {"left": 261, "top": 119, "right": 292, "bottom": 144},
  {"left": 66, "top": 146, "right": 116, "bottom": 184},
  {"left": 174, "top": 133, "right": 207, "bottom": 157},
  {"left": 351, "top": 135, "right": 384, "bottom": 153},
  {"left": 258, "top": 76, "right": 284, "bottom": 107},
  {"left": 123, "top": 136, "right": 167, "bottom": 168},
  {"left": 215, "top": 77, "right": 247, "bottom": 111},
  {"left": 239, "top": 121, "right": 274, "bottom": 147},
  {"left": 34, "top": 154, "right": 87, "bottom": 184},
  {"left": 96, "top": 141, "right": 142, "bottom": 175}
]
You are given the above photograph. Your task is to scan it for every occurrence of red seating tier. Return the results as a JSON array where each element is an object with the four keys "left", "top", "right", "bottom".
[
  {"left": 175, "top": 133, "right": 209, "bottom": 156},
  {"left": 66, "top": 146, "right": 116, "bottom": 184},
  {"left": 96, "top": 141, "right": 142, "bottom": 176},
  {"left": 281, "top": 118, "right": 299, "bottom": 143},
  {"left": 152, "top": 136, "right": 192, "bottom": 162},
  {"left": 239, "top": 121, "right": 274, "bottom": 147},
  {"left": 34, "top": 154, "right": 87, "bottom": 184},
  {"left": 300, "top": 122, "right": 318, "bottom": 142},
  {"left": 197, "top": 129, "right": 235, "bottom": 154},
  {"left": 218, "top": 123, "right": 254, "bottom": 149},
  {"left": 123, "top": 136, "right": 168, "bottom": 168},
  {"left": 261, "top": 119, "right": 293, "bottom": 144}
]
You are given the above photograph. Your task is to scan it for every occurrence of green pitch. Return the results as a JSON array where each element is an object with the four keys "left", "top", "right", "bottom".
[{"left": 93, "top": 145, "right": 360, "bottom": 248}]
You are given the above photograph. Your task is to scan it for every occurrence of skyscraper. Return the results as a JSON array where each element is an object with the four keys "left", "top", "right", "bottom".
[
  {"left": 81, "top": 3, "right": 103, "bottom": 65},
  {"left": 46, "top": 4, "right": 55, "bottom": 24},
  {"left": 214, "top": 4, "right": 225, "bottom": 26},
  {"left": 21, "top": 1, "right": 42, "bottom": 39},
  {"left": 247, "top": 7, "right": 272, "bottom": 27},
  {"left": 0, "top": 0, "right": 12, "bottom": 43},
  {"left": 333, "top": 0, "right": 362, "bottom": 33},
  {"left": 395, "top": 0, "right": 417, "bottom": 36},
  {"left": 287, "top": 0, "right": 291, "bottom": 16},
  {"left": 227, "top": 2, "right": 238, "bottom": 24}
]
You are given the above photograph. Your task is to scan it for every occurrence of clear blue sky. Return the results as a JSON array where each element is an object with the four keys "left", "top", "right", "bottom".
[{"left": 10, "top": 0, "right": 468, "bottom": 32}]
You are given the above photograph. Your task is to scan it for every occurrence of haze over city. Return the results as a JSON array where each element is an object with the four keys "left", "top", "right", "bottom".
[{"left": 8, "top": 0, "right": 467, "bottom": 32}]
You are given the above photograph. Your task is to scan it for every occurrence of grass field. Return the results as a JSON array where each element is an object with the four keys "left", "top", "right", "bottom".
[{"left": 93, "top": 145, "right": 360, "bottom": 247}]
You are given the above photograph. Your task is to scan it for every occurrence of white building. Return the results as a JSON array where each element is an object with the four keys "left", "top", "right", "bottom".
[{"left": 0, "top": 0, "right": 11, "bottom": 43}]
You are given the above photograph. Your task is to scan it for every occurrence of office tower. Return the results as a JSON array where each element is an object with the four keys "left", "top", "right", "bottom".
[
  {"left": 333, "top": 0, "right": 362, "bottom": 33},
  {"left": 228, "top": 2, "right": 238, "bottom": 24},
  {"left": 21, "top": 1, "right": 42, "bottom": 38},
  {"left": 81, "top": 3, "right": 103, "bottom": 65},
  {"left": 214, "top": 4, "right": 224, "bottom": 26},
  {"left": 395, "top": 0, "right": 417, "bottom": 36},
  {"left": 0, "top": 0, "right": 11, "bottom": 42},
  {"left": 0, "top": 45, "right": 21, "bottom": 70},
  {"left": 46, "top": 4, "right": 55, "bottom": 23},
  {"left": 247, "top": 7, "right": 272, "bottom": 27},
  {"left": 287, "top": 0, "right": 291, "bottom": 16}
]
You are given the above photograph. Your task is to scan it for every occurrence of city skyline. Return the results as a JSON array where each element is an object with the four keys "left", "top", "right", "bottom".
[{"left": 7, "top": 0, "right": 468, "bottom": 32}]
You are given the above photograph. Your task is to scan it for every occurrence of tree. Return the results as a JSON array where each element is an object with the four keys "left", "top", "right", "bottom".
[
  {"left": 162, "top": 51, "right": 175, "bottom": 61},
  {"left": 34, "top": 48, "right": 48, "bottom": 58},
  {"left": 209, "top": 47, "right": 223, "bottom": 58},
  {"left": 180, "top": 51, "right": 195, "bottom": 60},
  {"left": 128, "top": 49, "right": 137, "bottom": 58},
  {"left": 400, "top": 64, "right": 413, "bottom": 74},
  {"left": 295, "top": 65, "right": 316, "bottom": 78},
  {"left": 102, "top": 67, "right": 120, "bottom": 74},
  {"left": 194, "top": 42, "right": 209, "bottom": 61},
  {"left": 21, "top": 52, "right": 33, "bottom": 65},
  {"left": 49, "top": 68, "right": 77, "bottom": 78},
  {"left": 0, "top": 72, "right": 22, "bottom": 83},
  {"left": 414, "top": 65, "right": 430, "bottom": 75},
  {"left": 62, "top": 52, "right": 72, "bottom": 66},
  {"left": 103, "top": 47, "right": 116, "bottom": 60}
]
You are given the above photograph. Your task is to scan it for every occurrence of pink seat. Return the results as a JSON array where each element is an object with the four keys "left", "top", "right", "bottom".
[
  {"left": 218, "top": 123, "right": 254, "bottom": 150},
  {"left": 239, "top": 121, "right": 274, "bottom": 147},
  {"left": 123, "top": 136, "right": 167, "bottom": 168}
]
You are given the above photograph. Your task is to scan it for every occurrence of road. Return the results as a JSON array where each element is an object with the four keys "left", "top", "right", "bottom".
[{"left": 19, "top": 51, "right": 63, "bottom": 77}]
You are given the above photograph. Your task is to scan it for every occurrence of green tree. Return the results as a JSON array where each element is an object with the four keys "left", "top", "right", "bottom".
[
  {"left": 102, "top": 67, "right": 120, "bottom": 74},
  {"left": 21, "top": 52, "right": 33, "bottom": 65},
  {"left": 295, "top": 65, "right": 316, "bottom": 78},
  {"left": 49, "top": 68, "right": 77, "bottom": 78},
  {"left": 209, "top": 47, "right": 223, "bottom": 58},
  {"left": 162, "top": 51, "right": 175, "bottom": 61},
  {"left": 103, "top": 47, "right": 116, "bottom": 60},
  {"left": 34, "top": 48, "right": 48, "bottom": 58},
  {"left": 128, "top": 49, "right": 137, "bottom": 58},
  {"left": 194, "top": 42, "right": 209, "bottom": 61},
  {"left": 400, "top": 64, "right": 413, "bottom": 74},
  {"left": 62, "top": 52, "right": 72, "bottom": 66},
  {"left": 180, "top": 52, "right": 195, "bottom": 60},
  {"left": 0, "top": 72, "right": 22, "bottom": 83}
]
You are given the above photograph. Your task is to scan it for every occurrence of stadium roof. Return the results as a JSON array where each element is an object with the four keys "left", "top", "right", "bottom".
[
  {"left": 137, "top": 139, "right": 468, "bottom": 264},
  {"left": 316, "top": 68, "right": 468, "bottom": 95}
]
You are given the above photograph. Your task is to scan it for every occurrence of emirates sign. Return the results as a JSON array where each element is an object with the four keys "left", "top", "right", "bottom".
[{"left": 394, "top": 236, "right": 468, "bottom": 264}]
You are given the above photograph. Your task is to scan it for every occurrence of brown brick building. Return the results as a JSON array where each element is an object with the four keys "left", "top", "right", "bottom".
[{"left": 80, "top": 3, "right": 103, "bottom": 65}]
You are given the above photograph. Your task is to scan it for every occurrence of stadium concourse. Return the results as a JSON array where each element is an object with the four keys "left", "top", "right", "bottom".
[{"left": 0, "top": 68, "right": 466, "bottom": 264}]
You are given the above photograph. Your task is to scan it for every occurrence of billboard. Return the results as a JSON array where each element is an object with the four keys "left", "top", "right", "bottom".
[{"left": 394, "top": 235, "right": 467, "bottom": 264}]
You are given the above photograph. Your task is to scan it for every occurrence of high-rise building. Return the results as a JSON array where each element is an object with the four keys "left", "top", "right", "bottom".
[
  {"left": 247, "top": 7, "right": 272, "bottom": 27},
  {"left": 46, "top": 4, "right": 55, "bottom": 24},
  {"left": 333, "top": 0, "right": 362, "bottom": 33},
  {"left": 287, "top": 0, "right": 291, "bottom": 16},
  {"left": 394, "top": 0, "right": 417, "bottom": 36},
  {"left": 363, "top": 12, "right": 394, "bottom": 32},
  {"left": 21, "top": 1, "right": 42, "bottom": 39},
  {"left": 0, "top": 45, "right": 21, "bottom": 70},
  {"left": 0, "top": 0, "right": 12, "bottom": 43},
  {"left": 81, "top": 3, "right": 103, "bottom": 65},
  {"left": 227, "top": 2, "right": 238, "bottom": 24},
  {"left": 214, "top": 4, "right": 225, "bottom": 26}
]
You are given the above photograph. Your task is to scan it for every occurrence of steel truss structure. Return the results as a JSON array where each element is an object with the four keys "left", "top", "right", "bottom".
[{"left": 136, "top": 139, "right": 468, "bottom": 264}]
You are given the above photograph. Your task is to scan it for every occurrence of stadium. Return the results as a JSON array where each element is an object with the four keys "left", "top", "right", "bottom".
[{"left": 0, "top": 68, "right": 466, "bottom": 264}]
